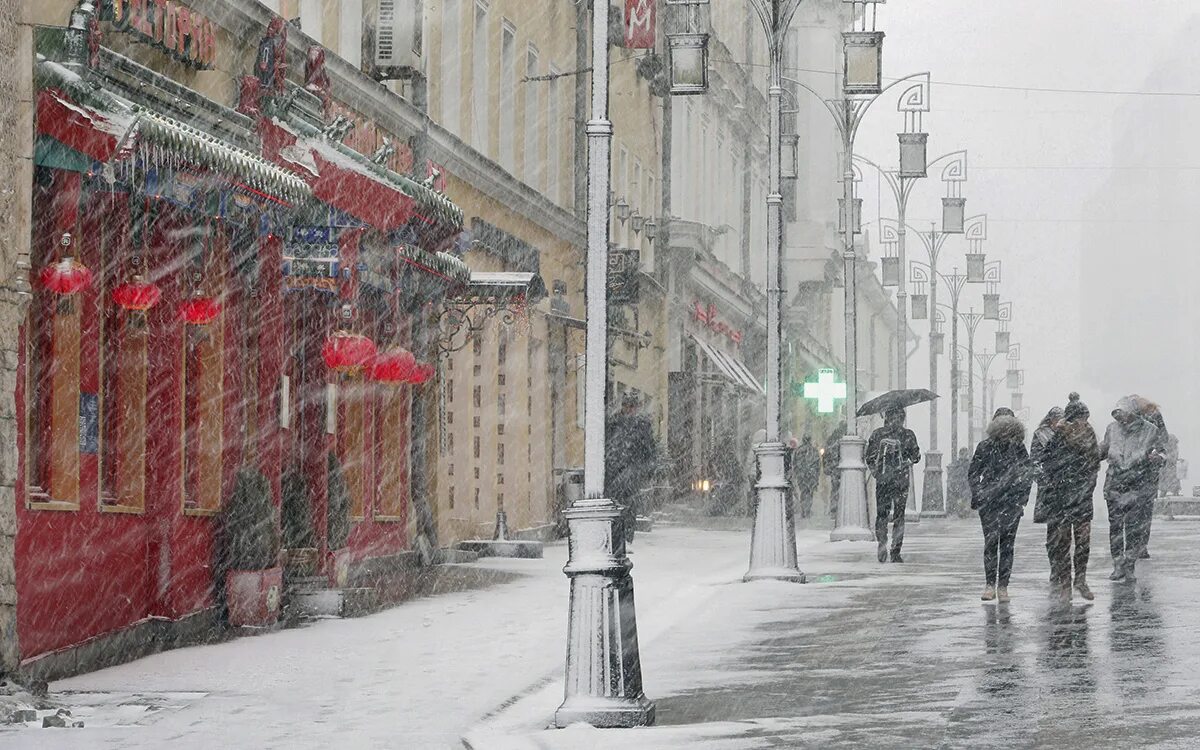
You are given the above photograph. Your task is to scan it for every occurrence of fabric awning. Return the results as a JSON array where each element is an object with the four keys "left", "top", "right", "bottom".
[{"left": 690, "top": 335, "right": 764, "bottom": 395}]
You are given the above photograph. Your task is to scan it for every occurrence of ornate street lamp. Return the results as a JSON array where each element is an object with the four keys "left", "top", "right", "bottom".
[
  {"left": 995, "top": 329, "right": 1010, "bottom": 352},
  {"left": 1012, "top": 391, "right": 1024, "bottom": 411},
  {"left": 910, "top": 290, "right": 928, "bottom": 319},
  {"left": 843, "top": 31, "right": 884, "bottom": 96},
  {"left": 983, "top": 292, "right": 1000, "bottom": 319},
  {"left": 781, "top": 133, "right": 800, "bottom": 180},
  {"left": 898, "top": 132, "right": 928, "bottom": 179},
  {"left": 931, "top": 330, "right": 945, "bottom": 355},
  {"left": 666, "top": 1, "right": 710, "bottom": 95},
  {"left": 838, "top": 197, "right": 863, "bottom": 234},
  {"left": 881, "top": 255, "right": 900, "bottom": 287},
  {"left": 966, "top": 252, "right": 986, "bottom": 283},
  {"left": 630, "top": 212, "right": 646, "bottom": 234},
  {"left": 942, "top": 197, "right": 965, "bottom": 233},
  {"left": 1007, "top": 368, "right": 1021, "bottom": 389},
  {"left": 614, "top": 197, "right": 632, "bottom": 223}
]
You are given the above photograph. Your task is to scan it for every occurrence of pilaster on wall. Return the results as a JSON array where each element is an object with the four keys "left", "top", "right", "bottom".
[{"left": 0, "top": 1, "right": 36, "bottom": 675}]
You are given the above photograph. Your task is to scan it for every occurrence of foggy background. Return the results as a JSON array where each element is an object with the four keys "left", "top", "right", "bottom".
[{"left": 849, "top": 0, "right": 1200, "bottom": 471}]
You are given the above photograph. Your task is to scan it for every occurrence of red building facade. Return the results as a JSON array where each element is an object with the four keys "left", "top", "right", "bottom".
[{"left": 16, "top": 9, "right": 466, "bottom": 677}]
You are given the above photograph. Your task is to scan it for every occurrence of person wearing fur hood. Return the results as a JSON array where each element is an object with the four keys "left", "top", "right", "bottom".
[
  {"left": 1035, "top": 393, "right": 1101, "bottom": 602},
  {"left": 1100, "top": 395, "right": 1166, "bottom": 582},
  {"left": 969, "top": 408, "right": 1034, "bottom": 602}
]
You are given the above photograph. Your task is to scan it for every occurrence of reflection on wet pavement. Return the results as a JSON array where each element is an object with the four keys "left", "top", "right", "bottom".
[{"left": 651, "top": 517, "right": 1200, "bottom": 748}]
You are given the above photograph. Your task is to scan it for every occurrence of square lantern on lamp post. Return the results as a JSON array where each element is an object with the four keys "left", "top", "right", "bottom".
[
  {"left": 1012, "top": 392, "right": 1024, "bottom": 411},
  {"left": 1006, "top": 369, "right": 1020, "bottom": 390},
  {"left": 838, "top": 197, "right": 863, "bottom": 234},
  {"left": 781, "top": 133, "right": 800, "bottom": 180},
  {"left": 983, "top": 293, "right": 1000, "bottom": 319},
  {"left": 881, "top": 256, "right": 900, "bottom": 287},
  {"left": 911, "top": 292, "right": 928, "bottom": 320},
  {"left": 668, "top": 32, "right": 709, "bottom": 95},
  {"left": 898, "top": 132, "right": 928, "bottom": 179},
  {"left": 842, "top": 31, "right": 884, "bottom": 97},
  {"left": 943, "top": 197, "right": 966, "bottom": 233},
  {"left": 931, "top": 331, "right": 945, "bottom": 355},
  {"left": 995, "top": 329, "right": 1010, "bottom": 352},
  {"left": 966, "top": 252, "right": 986, "bottom": 283}
]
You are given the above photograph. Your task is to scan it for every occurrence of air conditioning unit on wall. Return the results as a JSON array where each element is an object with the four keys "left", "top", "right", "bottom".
[{"left": 374, "top": 0, "right": 423, "bottom": 79}]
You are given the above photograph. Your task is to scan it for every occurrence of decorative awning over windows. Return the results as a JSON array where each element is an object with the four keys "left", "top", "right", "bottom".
[
  {"left": 34, "top": 58, "right": 310, "bottom": 206},
  {"left": 689, "top": 334, "right": 764, "bottom": 395},
  {"left": 260, "top": 118, "right": 463, "bottom": 239}
]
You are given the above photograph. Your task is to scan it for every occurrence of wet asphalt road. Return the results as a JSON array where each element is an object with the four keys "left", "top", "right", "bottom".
[{"left": 650, "top": 514, "right": 1200, "bottom": 749}]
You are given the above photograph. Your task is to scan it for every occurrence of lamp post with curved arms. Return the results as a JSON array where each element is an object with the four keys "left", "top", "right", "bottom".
[
  {"left": 973, "top": 348, "right": 1001, "bottom": 422},
  {"left": 958, "top": 308, "right": 985, "bottom": 448},
  {"left": 783, "top": 58, "right": 932, "bottom": 542},
  {"left": 858, "top": 149, "right": 967, "bottom": 390}
]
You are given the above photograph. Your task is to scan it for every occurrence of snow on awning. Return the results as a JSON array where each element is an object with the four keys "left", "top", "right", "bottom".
[
  {"left": 35, "top": 89, "right": 310, "bottom": 205},
  {"left": 460, "top": 272, "right": 547, "bottom": 303},
  {"left": 690, "top": 334, "right": 764, "bottom": 395}
]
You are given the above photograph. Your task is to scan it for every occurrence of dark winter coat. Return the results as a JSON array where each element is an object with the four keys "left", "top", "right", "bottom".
[
  {"left": 865, "top": 424, "right": 921, "bottom": 492},
  {"left": 792, "top": 440, "right": 821, "bottom": 493},
  {"left": 1033, "top": 419, "right": 1100, "bottom": 523},
  {"left": 605, "top": 411, "right": 657, "bottom": 502},
  {"left": 969, "top": 416, "right": 1033, "bottom": 512}
]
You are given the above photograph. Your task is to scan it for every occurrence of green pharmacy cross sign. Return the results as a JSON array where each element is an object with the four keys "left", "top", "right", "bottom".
[{"left": 793, "top": 368, "right": 847, "bottom": 414}]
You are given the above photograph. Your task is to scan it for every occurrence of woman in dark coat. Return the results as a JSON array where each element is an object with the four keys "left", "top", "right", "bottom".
[
  {"left": 970, "top": 409, "right": 1033, "bottom": 602},
  {"left": 1035, "top": 395, "right": 1101, "bottom": 602}
]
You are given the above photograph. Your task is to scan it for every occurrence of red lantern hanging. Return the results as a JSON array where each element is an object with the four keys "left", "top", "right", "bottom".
[
  {"left": 322, "top": 330, "right": 377, "bottom": 373},
  {"left": 180, "top": 295, "right": 222, "bottom": 325},
  {"left": 408, "top": 361, "right": 435, "bottom": 385},
  {"left": 367, "top": 347, "right": 416, "bottom": 384},
  {"left": 112, "top": 276, "right": 162, "bottom": 311},
  {"left": 39, "top": 256, "right": 93, "bottom": 295}
]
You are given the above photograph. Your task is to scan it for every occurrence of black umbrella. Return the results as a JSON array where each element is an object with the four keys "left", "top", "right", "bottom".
[{"left": 857, "top": 388, "right": 938, "bottom": 417}]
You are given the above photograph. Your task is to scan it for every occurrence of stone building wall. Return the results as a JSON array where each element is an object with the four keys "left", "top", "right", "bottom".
[{"left": 0, "top": 1, "right": 34, "bottom": 675}]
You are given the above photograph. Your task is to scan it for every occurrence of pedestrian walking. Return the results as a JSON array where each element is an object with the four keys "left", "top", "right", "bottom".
[
  {"left": 824, "top": 422, "right": 847, "bottom": 519},
  {"left": 865, "top": 407, "right": 921, "bottom": 562},
  {"left": 1034, "top": 394, "right": 1101, "bottom": 603},
  {"left": 1159, "top": 433, "right": 1181, "bottom": 498},
  {"left": 605, "top": 392, "right": 658, "bottom": 543},
  {"left": 792, "top": 434, "right": 821, "bottom": 519},
  {"left": 1133, "top": 396, "right": 1169, "bottom": 559},
  {"left": 1100, "top": 396, "right": 1165, "bottom": 581},
  {"left": 969, "top": 409, "right": 1033, "bottom": 602}
]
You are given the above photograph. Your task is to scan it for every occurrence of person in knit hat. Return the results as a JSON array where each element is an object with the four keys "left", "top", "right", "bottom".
[
  {"left": 969, "top": 411, "right": 1033, "bottom": 602},
  {"left": 1100, "top": 396, "right": 1164, "bottom": 581},
  {"left": 1035, "top": 392, "right": 1101, "bottom": 603}
]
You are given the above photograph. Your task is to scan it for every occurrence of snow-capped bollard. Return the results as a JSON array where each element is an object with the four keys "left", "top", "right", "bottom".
[
  {"left": 831, "top": 435, "right": 875, "bottom": 541},
  {"left": 554, "top": 499, "right": 654, "bottom": 728},
  {"left": 745, "top": 441, "right": 805, "bottom": 582}
]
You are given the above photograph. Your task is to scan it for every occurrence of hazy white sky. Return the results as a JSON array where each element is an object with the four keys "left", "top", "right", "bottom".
[{"left": 850, "top": 1, "right": 1200, "bottom": 441}]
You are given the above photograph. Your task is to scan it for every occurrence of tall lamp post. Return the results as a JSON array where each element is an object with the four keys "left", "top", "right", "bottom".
[
  {"left": 785, "top": 4, "right": 930, "bottom": 542},
  {"left": 973, "top": 348, "right": 1001, "bottom": 422},
  {"left": 958, "top": 308, "right": 985, "bottom": 449},
  {"left": 664, "top": 0, "right": 809, "bottom": 580},
  {"left": 555, "top": 0, "right": 653, "bottom": 728}
]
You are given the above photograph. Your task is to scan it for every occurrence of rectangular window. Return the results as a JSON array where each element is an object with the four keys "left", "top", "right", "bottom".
[
  {"left": 524, "top": 44, "right": 541, "bottom": 188},
  {"left": 182, "top": 224, "right": 227, "bottom": 515},
  {"left": 26, "top": 172, "right": 83, "bottom": 509},
  {"left": 499, "top": 21, "right": 516, "bottom": 171},
  {"left": 497, "top": 443, "right": 504, "bottom": 464},
  {"left": 473, "top": 385, "right": 482, "bottom": 408},
  {"left": 448, "top": 485, "right": 455, "bottom": 509},
  {"left": 375, "top": 383, "right": 409, "bottom": 520},
  {"left": 473, "top": 435, "right": 480, "bottom": 458},
  {"left": 338, "top": 0, "right": 364, "bottom": 69},
  {"left": 547, "top": 66, "right": 561, "bottom": 205},
  {"left": 472, "top": 1, "right": 490, "bottom": 152},
  {"left": 474, "top": 486, "right": 480, "bottom": 509},
  {"left": 440, "top": 0, "right": 461, "bottom": 130},
  {"left": 498, "top": 394, "right": 506, "bottom": 417}
]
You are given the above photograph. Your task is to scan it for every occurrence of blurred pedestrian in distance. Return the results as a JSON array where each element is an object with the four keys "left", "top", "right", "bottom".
[
  {"left": 865, "top": 407, "right": 921, "bottom": 562},
  {"left": 1131, "top": 395, "right": 1169, "bottom": 558},
  {"left": 1159, "top": 433, "right": 1182, "bottom": 498},
  {"left": 824, "top": 422, "right": 847, "bottom": 519},
  {"left": 792, "top": 435, "right": 821, "bottom": 520},
  {"left": 970, "top": 411, "right": 1033, "bottom": 602},
  {"left": 947, "top": 447, "right": 971, "bottom": 517},
  {"left": 1100, "top": 396, "right": 1165, "bottom": 580},
  {"left": 605, "top": 392, "right": 657, "bottom": 544},
  {"left": 1035, "top": 394, "right": 1101, "bottom": 603}
]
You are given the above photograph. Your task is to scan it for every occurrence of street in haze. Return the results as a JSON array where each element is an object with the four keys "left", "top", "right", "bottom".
[{"left": 2, "top": 512, "right": 1197, "bottom": 748}]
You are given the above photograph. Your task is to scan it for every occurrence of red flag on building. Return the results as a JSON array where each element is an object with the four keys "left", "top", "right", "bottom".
[{"left": 624, "top": 0, "right": 656, "bottom": 49}]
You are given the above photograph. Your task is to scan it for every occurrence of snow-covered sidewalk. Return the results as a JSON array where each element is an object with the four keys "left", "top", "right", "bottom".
[{"left": 4, "top": 523, "right": 819, "bottom": 749}]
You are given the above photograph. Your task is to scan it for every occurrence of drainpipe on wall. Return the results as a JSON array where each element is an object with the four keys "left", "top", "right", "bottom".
[{"left": 573, "top": 0, "right": 589, "bottom": 217}]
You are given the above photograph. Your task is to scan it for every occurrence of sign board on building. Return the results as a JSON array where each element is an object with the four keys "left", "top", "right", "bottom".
[
  {"left": 624, "top": 0, "right": 656, "bottom": 49},
  {"left": 284, "top": 225, "right": 339, "bottom": 293},
  {"left": 690, "top": 300, "right": 743, "bottom": 345},
  {"left": 607, "top": 248, "right": 641, "bottom": 304},
  {"left": 108, "top": 0, "right": 219, "bottom": 69}
]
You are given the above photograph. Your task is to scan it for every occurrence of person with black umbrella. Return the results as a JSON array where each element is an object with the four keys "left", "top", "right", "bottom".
[{"left": 865, "top": 406, "right": 921, "bottom": 563}]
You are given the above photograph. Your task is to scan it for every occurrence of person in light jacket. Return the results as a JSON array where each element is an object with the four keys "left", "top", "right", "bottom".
[
  {"left": 969, "top": 409, "right": 1033, "bottom": 602},
  {"left": 1100, "top": 396, "right": 1164, "bottom": 581}
]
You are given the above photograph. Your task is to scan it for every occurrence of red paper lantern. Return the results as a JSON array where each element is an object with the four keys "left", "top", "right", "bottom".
[
  {"left": 367, "top": 347, "right": 416, "bottom": 384},
  {"left": 409, "top": 362, "right": 435, "bottom": 385},
  {"left": 112, "top": 277, "right": 162, "bottom": 311},
  {"left": 322, "top": 330, "right": 377, "bottom": 373},
  {"left": 39, "top": 256, "right": 93, "bottom": 295},
  {"left": 180, "top": 296, "right": 222, "bottom": 325}
]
